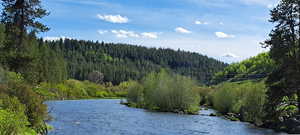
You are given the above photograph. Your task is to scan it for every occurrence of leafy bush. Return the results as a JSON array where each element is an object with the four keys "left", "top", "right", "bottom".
[
  {"left": 7, "top": 82, "right": 48, "bottom": 133},
  {"left": 127, "top": 81, "right": 144, "bottom": 107},
  {"left": 276, "top": 95, "right": 298, "bottom": 121},
  {"left": 241, "top": 82, "right": 266, "bottom": 123},
  {"left": 126, "top": 70, "right": 200, "bottom": 114},
  {"left": 212, "top": 83, "right": 241, "bottom": 113},
  {"left": 0, "top": 95, "right": 31, "bottom": 135},
  {"left": 0, "top": 109, "right": 31, "bottom": 135},
  {"left": 0, "top": 68, "right": 47, "bottom": 134},
  {"left": 211, "top": 81, "right": 266, "bottom": 124},
  {"left": 193, "top": 86, "right": 214, "bottom": 105},
  {"left": 35, "top": 79, "right": 128, "bottom": 100}
]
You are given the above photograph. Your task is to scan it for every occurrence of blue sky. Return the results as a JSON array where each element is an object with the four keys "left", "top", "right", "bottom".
[{"left": 40, "top": 0, "right": 279, "bottom": 63}]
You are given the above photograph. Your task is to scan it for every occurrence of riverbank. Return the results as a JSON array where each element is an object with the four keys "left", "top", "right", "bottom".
[
  {"left": 34, "top": 80, "right": 129, "bottom": 100},
  {"left": 198, "top": 80, "right": 299, "bottom": 134}
]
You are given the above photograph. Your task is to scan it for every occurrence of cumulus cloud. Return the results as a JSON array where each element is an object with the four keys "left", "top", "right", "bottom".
[
  {"left": 223, "top": 53, "right": 239, "bottom": 58},
  {"left": 195, "top": 20, "right": 209, "bottom": 25},
  {"left": 43, "top": 36, "right": 72, "bottom": 41},
  {"left": 175, "top": 27, "right": 192, "bottom": 34},
  {"left": 215, "top": 32, "right": 235, "bottom": 38},
  {"left": 97, "top": 14, "right": 129, "bottom": 23},
  {"left": 111, "top": 30, "right": 139, "bottom": 38},
  {"left": 141, "top": 32, "right": 158, "bottom": 39}
]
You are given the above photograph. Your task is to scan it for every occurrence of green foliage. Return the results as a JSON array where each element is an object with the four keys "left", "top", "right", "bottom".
[
  {"left": 35, "top": 79, "right": 128, "bottom": 100},
  {"left": 0, "top": 95, "right": 30, "bottom": 135},
  {"left": 212, "top": 83, "right": 240, "bottom": 113},
  {"left": 193, "top": 86, "right": 214, "bottom": 105},
  {"left": 0, "top": 68, "right": 48, "bottom": 134},
  {"left": 1, "top": 0, "right": 50, "bottom": 80},
  {"left": 126, "top": 70, "right": 200, "bottom": 114},
  {"left": 127, "top": 81, "right": 144, "bottom": 107},
  {"left": 7, "top": 82, "right": 48, "bottom": 133},
  {"left": 212, "top": 53, "right": 274, "bottom": 84},
  {"left": 276, "top": 95, "right": 298, "bottom": 121},
  {"left": 211, "top": 81, "right": 266, "bottom": 124},
  {"left": 0, "top": 109, "right": 30, "bottom": 135}
]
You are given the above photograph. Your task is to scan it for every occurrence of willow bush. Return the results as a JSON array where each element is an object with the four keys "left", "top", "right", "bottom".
[
  {"left": 126, "top": 70, "right": 200, "bottom": 114},
  {"left": 211, "top": 81, "right": 266, "bottom": 124}
]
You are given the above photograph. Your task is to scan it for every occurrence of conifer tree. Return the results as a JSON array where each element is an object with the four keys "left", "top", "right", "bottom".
[
  {"left": 1, "top": 0, "right": 49, "bottom": 72},
  {"left": 263, "top": 0, "right": 300, "bottom": 122}
]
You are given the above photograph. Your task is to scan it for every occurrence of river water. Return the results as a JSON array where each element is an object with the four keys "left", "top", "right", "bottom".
[{"left": 46, "top": 99, "right": 286, "bottom": 135}]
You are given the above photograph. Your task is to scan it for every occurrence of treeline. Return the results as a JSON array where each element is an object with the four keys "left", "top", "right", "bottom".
[
  {"left": 0, "top": 32, "right": 227, "bottom": 85},
  {"left": 0, "top": 25, "right": 67, "bottom": 84},
  {"left": 44, "top": 39, "right": 227, "bottom": 85}
]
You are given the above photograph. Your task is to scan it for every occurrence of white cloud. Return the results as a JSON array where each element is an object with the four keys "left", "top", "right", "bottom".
[
  {"left": 215, "top": 32, "right": 235, "bottom": 38},
  {"left": 98, "top": 29, "right": 160, "bottom": 39},
  {"left": 98, "top": 30, "right": 108, "bottom": 35},
  {"left": 219, "top": 22, "right": 224, "bottom": 25},
  {"left": 195, "top": 20, "right": 209, "bottom": 25},
  {"left": 43, "top": 36, "right": 72, "bottom": 41},
  {"left": 111, "top": 30, "right": 139, "bottom": 38},
  {"left": 141, "top": 32, "right": 158, "bottom": 39},
  {"left": 97, "top": 14, "right": 129, "bottom": 23},
  {"left": 175, "top": 27, "right": 192, "bottom": 34},
  {"left": 223, "top": 53, "right": 239, "bottom": 58}
]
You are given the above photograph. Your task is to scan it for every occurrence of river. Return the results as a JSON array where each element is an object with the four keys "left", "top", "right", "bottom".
[{"left": 46, "top": 99, "right": 286, "bottom": 135}]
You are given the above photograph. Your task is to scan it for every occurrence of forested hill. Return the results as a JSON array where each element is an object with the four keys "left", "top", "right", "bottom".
[
  {"left": 211, "top": 53, "right": 275, "bottom": 84},
  {"left": 44, "top": 39, "right": 227, "bottom": 84}
]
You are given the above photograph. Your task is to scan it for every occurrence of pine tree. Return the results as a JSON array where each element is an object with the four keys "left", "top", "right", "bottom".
[
  {"left": 0, "top": 0, "right": 49, "bottom": 72},
  {"left": 263, "top": 0, "right": 300, "bottom": 122}
]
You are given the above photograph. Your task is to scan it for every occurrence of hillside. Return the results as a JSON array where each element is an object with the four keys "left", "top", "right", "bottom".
[
  {"left": 44, "top": 39, "right": 227, "bottom": 84},
  {"left": 211, "top": 53, "right": 275, "bottom": 84}
]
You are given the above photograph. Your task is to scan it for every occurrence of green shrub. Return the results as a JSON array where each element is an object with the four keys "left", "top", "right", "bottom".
[
  {"left": 194, "top": 86, "right": 214, "bottom": 105},
  {"left": 7, "top": 83, "right": 48, "bottom": 133},
  {"left": 126, "top": 70, "right": 200, "bottom": 114},
  {"left": 240, "top": 82, "right": 266, "bottom": 123},
  {"left": 34, "top": 83, "right": 57, "bottom": 100},
  {"left": 0, "top": 94, "right": 38, "bottom": 135},
  {"left": 212, "top": 83, "right": 241, "bottom": 113},
  {"left": 127, "top": 81, "right": 144, "bottom": 107},
  {"left": 0, "top": 109, "right": 30, "bottom": 135},
  {"left": 276, "top": 95, "right": 298, "bottom": 120},
  {"left": 211, "top": 81, "right": 267, "bottom": 124},
  {"left": 95, "top": 91, "right": 109, "bottom": 98},
  {"left": 35, "top": 79, "right": 128, "bottom": 100}
]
